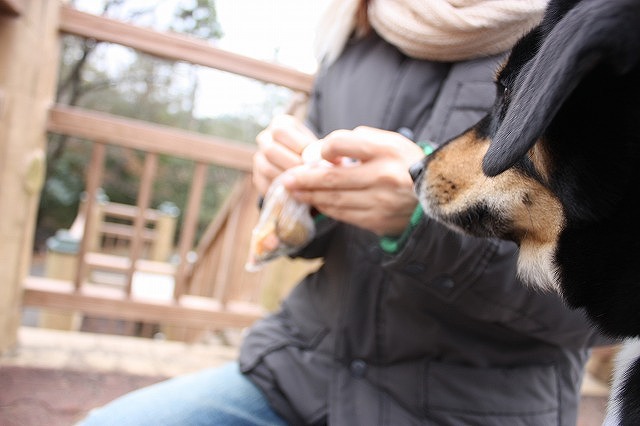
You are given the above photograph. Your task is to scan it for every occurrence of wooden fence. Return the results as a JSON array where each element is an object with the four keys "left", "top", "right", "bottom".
[{"left": 0, "top": 1, "right": 315, "bottom": 347}]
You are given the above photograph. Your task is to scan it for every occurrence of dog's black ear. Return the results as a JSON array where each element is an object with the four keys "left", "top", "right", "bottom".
[
  {"left": 482, "top": 0, "right": 640, "bottom": 177},
  {"left": 540, "top": 0, "right": 582, "bottom": 33}
]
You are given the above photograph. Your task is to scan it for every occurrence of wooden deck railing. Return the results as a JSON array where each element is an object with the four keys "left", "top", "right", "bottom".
[{"left": 21, "top": 4, "right": 315, "bottom": 338}]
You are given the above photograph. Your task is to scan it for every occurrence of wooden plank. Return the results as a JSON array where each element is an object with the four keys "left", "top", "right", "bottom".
[
  {"left": 46, "top": 105, "right": 256, "bottom": 171},
  {"left": 135, "top": 259, "right": 176, "bottom": 275},
  {"left": 125, "top": 153, "right": 157, "bottom": 295},
  {"left": 193, "top": 177, "right": 247, "bottom": 262},
  {"left": 85, "top": 252, "right": 176, "bottom": 276},
  {"left": 85, "top": 251, "right": 130, "bottom": 273},
  {"left": 187, "top": 176, "right": 261, "bottom": 301},
  {"left": 58, "top": 5, "right": 314, "bottom": 93},
  {"left": 102, "top": 202, "right": 162, "bottom": 222},
  {"left": 174, "top": 162, "right": 208, "bottom": 299},
  {"left": 75, "top": 142, "right": 106, "bottom": 291},
  {"left": 100, "top": 222, "right": 156, "bottom": 242},
  {"left": 0, "top": 0, "right": 21, "bottom": 16},
  {"left": 23, "top": 276, "right": 264, "bottom": 328},
  {"left": 225, "top": 179, "right": 265, "bottom": 304},
  {"left": 215, "top": 178, "right": 251, "bottom": 305},
  {"left": 0, "top": 0, "right": 59, "bottom": 353}
]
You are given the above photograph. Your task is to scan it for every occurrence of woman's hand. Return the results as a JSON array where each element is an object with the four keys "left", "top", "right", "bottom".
[
  {"left": 281, "top": 127, "right": 426, "bottom": 236},
  {"left": 252, "top": 114, "right": 318, "bottom": 195}
]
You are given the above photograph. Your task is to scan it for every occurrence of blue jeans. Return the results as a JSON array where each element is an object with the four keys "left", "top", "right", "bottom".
[{"left": 78, "top": 362, "right": 288, "bottom": 426}]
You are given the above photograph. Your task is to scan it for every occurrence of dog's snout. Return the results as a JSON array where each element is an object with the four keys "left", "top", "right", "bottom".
[{"left": 409, "top": 160, "right": 425, "bottom": 182}]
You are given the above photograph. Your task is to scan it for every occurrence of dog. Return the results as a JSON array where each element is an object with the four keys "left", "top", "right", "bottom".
[{"left": 409, "top": 0, "right": 640, "bottom": 423}]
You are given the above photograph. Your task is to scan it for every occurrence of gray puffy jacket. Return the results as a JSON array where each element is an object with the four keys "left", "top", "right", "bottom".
[{"left": 240, "top": 32, "right": 607, "bottom": 426}]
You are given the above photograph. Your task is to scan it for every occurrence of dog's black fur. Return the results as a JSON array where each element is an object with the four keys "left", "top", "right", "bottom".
[{"left": 411, "top": 0, "right": 640, "bottom": 423}]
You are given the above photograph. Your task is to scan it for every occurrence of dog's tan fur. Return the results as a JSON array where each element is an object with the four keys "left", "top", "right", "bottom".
[{"left": 416, "top": 131, "right": 564, "bottom": 291}]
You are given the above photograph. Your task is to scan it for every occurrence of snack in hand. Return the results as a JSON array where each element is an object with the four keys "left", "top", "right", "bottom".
[{"left": 245, "top": 174, "right": 315, "bottom": 271}]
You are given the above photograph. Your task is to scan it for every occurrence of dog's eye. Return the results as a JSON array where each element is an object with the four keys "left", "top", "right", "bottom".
[
  {"left": 501, "top": 84, "right": 510, "bottom": 99},
  {"left": 496, "top": 80, "right": 509, "bottom": 99}
]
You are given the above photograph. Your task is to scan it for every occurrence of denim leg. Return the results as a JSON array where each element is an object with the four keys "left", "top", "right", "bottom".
[{"left": 78, "top": 362, "right": 288, "bottom": 426}]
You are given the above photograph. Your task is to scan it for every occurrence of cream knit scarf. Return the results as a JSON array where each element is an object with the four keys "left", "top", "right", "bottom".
[{"left": 316, "top": 0, "right": 548, "bottom": 64}]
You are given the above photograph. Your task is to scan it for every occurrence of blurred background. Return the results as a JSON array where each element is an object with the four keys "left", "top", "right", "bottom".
[{"left": 38, "top": 0, "right": 326, "bottom": 252}]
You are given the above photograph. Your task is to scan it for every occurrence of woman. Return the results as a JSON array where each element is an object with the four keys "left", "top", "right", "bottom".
[{"left": 80, "top": 0, "right": 608, "bottom": 424}]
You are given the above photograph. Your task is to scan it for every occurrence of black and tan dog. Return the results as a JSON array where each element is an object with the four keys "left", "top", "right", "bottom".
[{"left": 410, "top": 0, "right": 640, "bottom": 423}]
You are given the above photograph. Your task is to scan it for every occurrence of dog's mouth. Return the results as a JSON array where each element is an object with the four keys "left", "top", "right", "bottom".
[
  {"left": 414, "top": 150, "right": 564, "bottom": 292},
  {"left": 430, "top": 201, "right": 518, "bottom": 241},
  {"left": 411, "top": 145, "right": 512, "bottom": 240}
]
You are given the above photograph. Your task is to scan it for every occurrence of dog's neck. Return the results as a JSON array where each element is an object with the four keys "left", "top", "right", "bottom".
[{"left": 517, "top": 240, "right": 561, "bottom": 293}]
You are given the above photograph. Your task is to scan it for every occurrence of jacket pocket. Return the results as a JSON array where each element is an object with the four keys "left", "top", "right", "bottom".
[
  {"left": 239, "top": 304, "right": 329, "bottom": 372},
  {"left": 424, "top": 360, "right": 560, "bottom": 425},
  {"left": 239, "top": 306, "right": 332, "bottom": 425}
]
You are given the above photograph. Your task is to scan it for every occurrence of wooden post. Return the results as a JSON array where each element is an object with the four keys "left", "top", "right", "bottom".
[
  {"left": 150, "top": 201, "right": 179, "bottom": 262},
  {"left": 125, "top": 152, "right": 157, "bottom": 295},
  {"left": 0, "top": 1, "right": 60, "bottom": 352},
  {"left": 75, "top": 142, "right": 106, "bottom": 291},
  {"left": 39, "top": 230, "right": 81, "bottom": 330},
  {"left": 70, "top": 189, "right": 109, "bottom": 251},
  {"left": 173, "top": 162, "right": 208, "bottom": 300}
]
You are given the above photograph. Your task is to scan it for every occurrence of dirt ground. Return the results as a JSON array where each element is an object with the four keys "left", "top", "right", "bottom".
[{"left": 0, "top": 327, "right": 610, "bottom": 425}]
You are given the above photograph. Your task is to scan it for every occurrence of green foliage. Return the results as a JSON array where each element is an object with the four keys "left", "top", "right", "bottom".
[
  {"left": 38, "top": 139, "right": 92, "bottom": 234},
  {"left": 171, "top": 0, "right": 223, "bottom": 40}
]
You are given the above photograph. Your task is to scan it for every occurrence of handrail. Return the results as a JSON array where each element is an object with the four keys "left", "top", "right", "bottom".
[
  {"left": 58, "top": 5, "right": 315, "bottom": 93},
  {"left": 47, "top": 104, "right": 256, "bottom": 172}
]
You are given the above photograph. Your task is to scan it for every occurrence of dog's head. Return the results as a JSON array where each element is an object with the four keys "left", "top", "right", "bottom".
[{"left": 412, "top": 0, "right": 640, "bottom": 336}]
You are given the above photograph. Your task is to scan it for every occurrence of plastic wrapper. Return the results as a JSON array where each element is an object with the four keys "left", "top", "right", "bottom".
[
  {"left": 245, "top": 173, "right": 316, "bottom": 271},
  {"left": 246, "top": 141, "right": 333, "bottom": 271}
]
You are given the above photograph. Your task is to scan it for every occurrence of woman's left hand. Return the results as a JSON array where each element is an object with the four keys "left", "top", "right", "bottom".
[{"left": 280, "top": 127, "right": 426, "bottom": 236}]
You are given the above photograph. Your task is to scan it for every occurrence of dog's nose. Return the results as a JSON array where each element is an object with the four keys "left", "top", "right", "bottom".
[{"left": 409, "top": 160, "right": 425, "bottom": 182}]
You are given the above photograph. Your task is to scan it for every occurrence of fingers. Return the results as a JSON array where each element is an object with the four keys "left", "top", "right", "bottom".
[
  {"left": 320, "top": 128, "right": 385, "bottom": 164},
  {"left": 252, "top": 151, "right": 282, "bottom": 195},
  {"left": 269, "top": 125, "right": 425, "bottom": 236},
  {"left": 281, "top": 160, "right": 410, "bottom": 192},
  {"left": 292, "top": 187, "right": 372, "bottom": 210},
  {"left": 252, "top": 115, "right": 318, "bottom": 194},
  {"left": 292, "top": 185, "right": 416, "bottom": 214},
  {"left": 270, "top": 115, "right": 318, "bottom": 154},
  {"left": 320, "top": 126, "right": 425, "bottom": 168},
  {"left": 291, "top": 186, "right": 418, "bottom": 236},
  {"left": 256, "top": 130, "right": 302, "bottom": 172}
]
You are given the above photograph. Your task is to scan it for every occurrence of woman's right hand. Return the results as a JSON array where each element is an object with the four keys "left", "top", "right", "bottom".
[{"left": 253, "top": 114, "right": 318, "bottom": 195}]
